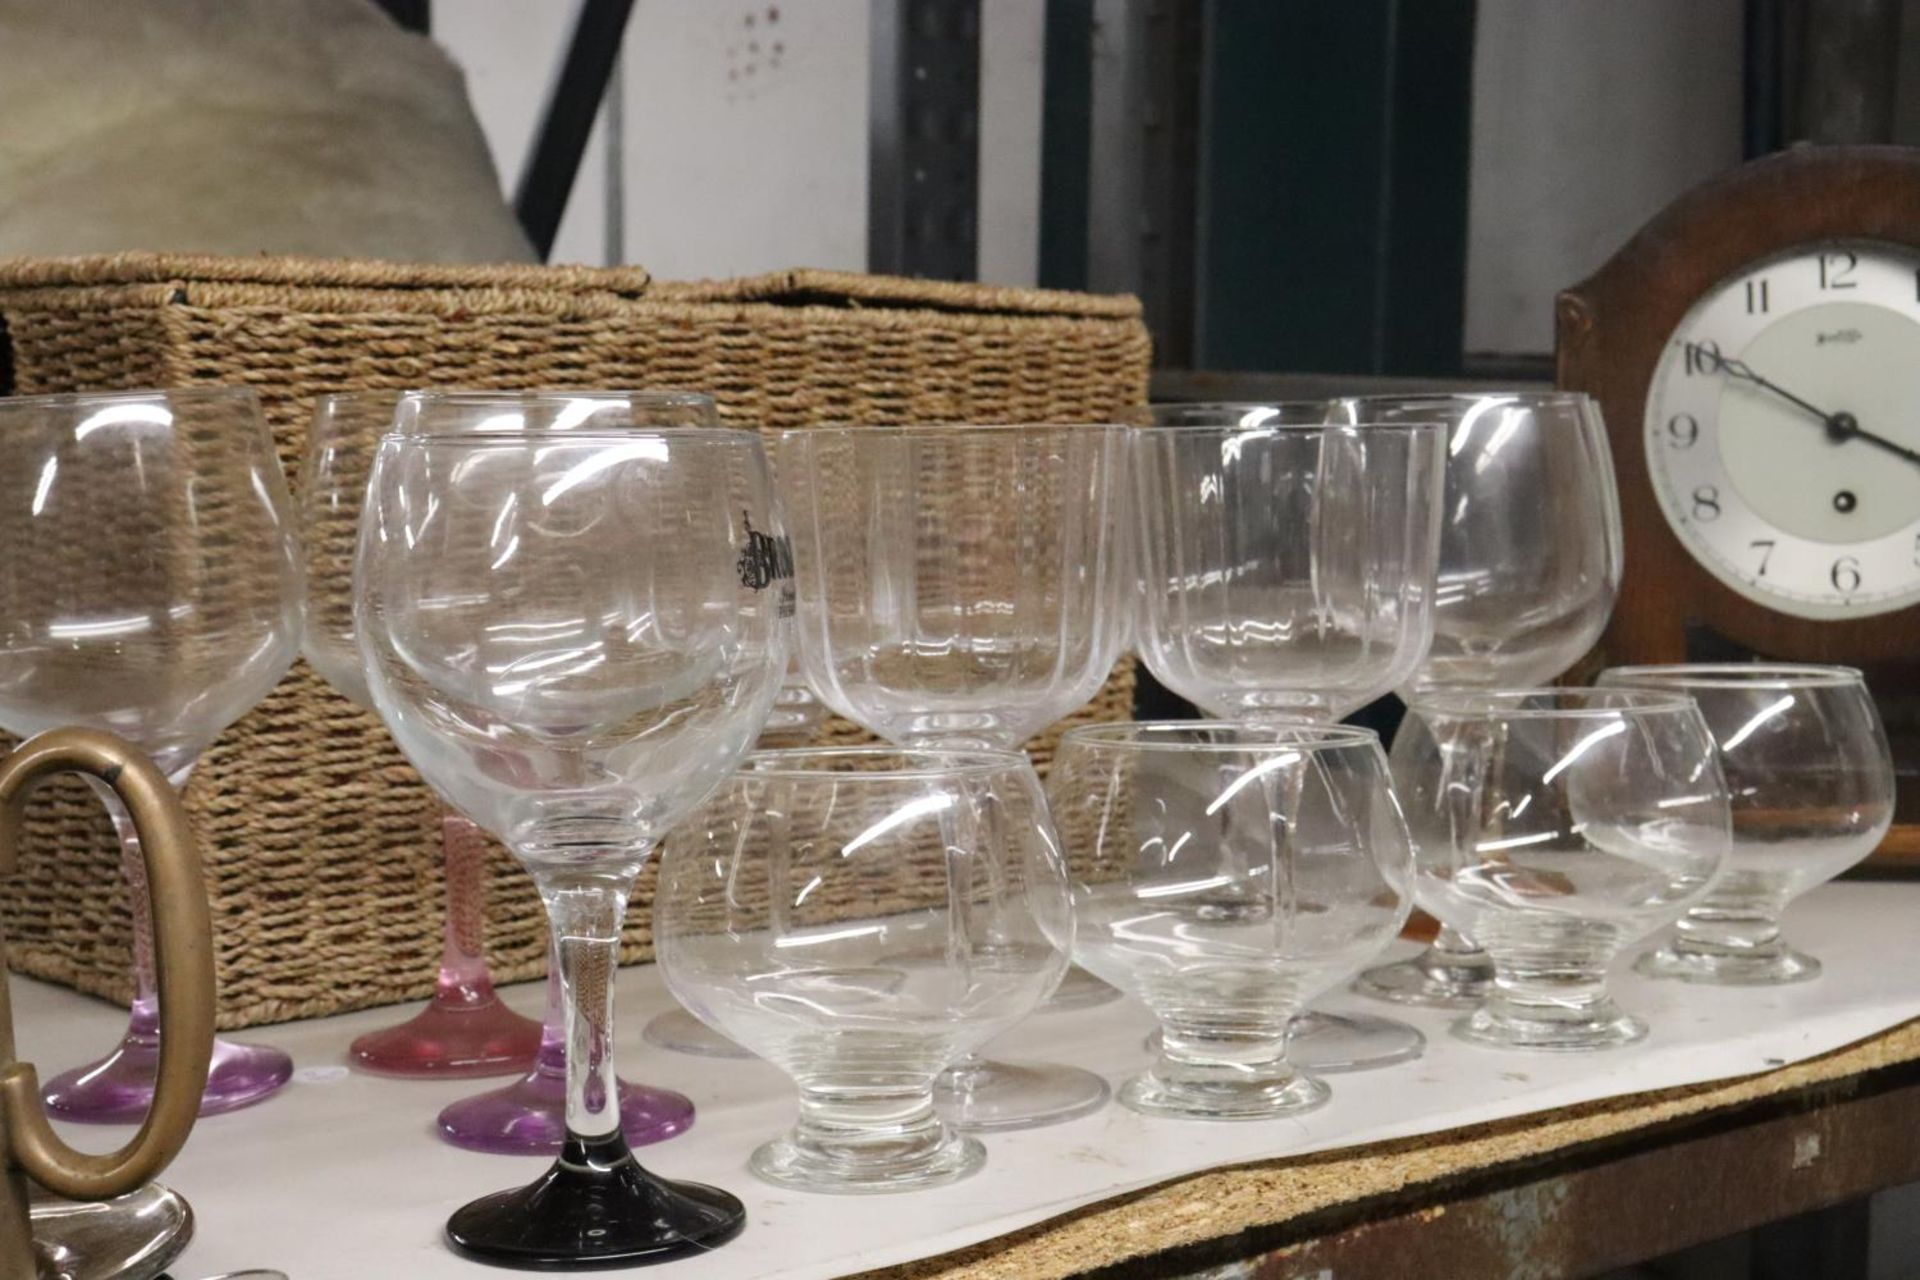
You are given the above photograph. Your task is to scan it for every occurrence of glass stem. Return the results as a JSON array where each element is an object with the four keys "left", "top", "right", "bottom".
[
  {"left": 88, "top": 770, "right": 189, "bottom": 1042},
  {"left": 537, "top": 867, "right": 639, "bottom": 1141},
  {"left": 436, "top": 809, "right": 499, "bottom": 1008}
]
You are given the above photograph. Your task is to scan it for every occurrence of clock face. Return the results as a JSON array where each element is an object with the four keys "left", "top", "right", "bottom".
[{"left": 1644, "top": 240, "right": 1920, "bottom": 620}]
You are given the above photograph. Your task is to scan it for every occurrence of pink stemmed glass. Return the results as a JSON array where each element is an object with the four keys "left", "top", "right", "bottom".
[
  {"left": 379, "top": 389, "right": 724, "bottom": 1160},
  {"left": 0, "top": 388, "right": 302, "bottom": 1120},
  {"left": 295, "top": 393, "right": 540, "bottom": 1078}
]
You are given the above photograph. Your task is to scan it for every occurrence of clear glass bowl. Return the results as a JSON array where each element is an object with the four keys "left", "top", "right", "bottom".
[{"left": 656, "top": 747, "right": 1072, "bottom": 1191}]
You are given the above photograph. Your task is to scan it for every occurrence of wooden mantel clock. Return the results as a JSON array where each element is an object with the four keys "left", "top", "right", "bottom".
[{"left": 1558, "top": 144, "right": 1920, "bottom": 863}]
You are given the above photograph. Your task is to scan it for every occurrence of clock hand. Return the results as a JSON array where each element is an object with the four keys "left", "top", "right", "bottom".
[
  {"left": 1700, "top": 349, "right": 1838, "bottom": 424},
  {"left": 1827, "top": 416, "right": 1920, "bottom": 468},
  {"left": 1700, "top": 348, "right": 1920, "bottom": 469}
]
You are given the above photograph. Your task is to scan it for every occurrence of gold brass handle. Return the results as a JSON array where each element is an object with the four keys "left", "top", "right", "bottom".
[{"left": 0, "top": 728, "right": 214, "bottom": 1199}]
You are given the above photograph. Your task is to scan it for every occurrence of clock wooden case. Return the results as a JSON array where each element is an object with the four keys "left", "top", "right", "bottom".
[{"left": 1557, "top": 144, "right": 1920, "bottom": 862}]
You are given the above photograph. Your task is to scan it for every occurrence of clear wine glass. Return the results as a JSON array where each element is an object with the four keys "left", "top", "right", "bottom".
[
  {"left": 1393, "top": 688, "right": 1730, "bottom": 1050},
  {"left": 0, "top": 388, "right": 302, "bottom": 1120},
  {"left": 1132, "top": 405, "right": 1443, "bottom": 1072},
  {"left": 657, "top": 746, "right": 1071, "bottom": 1191},
  {"left": 378, "top": 390, "right": 723, "bottom": 1156},
  {"left": 1344, "top": 391, "right": 1624, "bottom": 1009},
  {"left": 356, "top": 412, "right": 786, "bottom": 1265},
  {"left": 295, "top": 392, "right": 541, "bottom": 1079},
  {"left": 774, "top": 422, "right": 1130, "bottom": 1132},
  {"left": 1598, "top": 664, "right": 1894, "bottom": 984},
  {"left": 1050, "top": 722, "right": 1412, "bottom": 1118}
]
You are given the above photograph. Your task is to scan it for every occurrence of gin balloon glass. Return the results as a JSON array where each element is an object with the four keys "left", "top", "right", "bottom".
[
  {"left": 356, "top": 412, "right": 786, "bottom": 1266},
  {"left": 296, "top": 392, "right": 541, "bottom": 1078},
  {"left": 0, "top": 388, "right": 302, "bottom": 1120},
  {"left": 1598, "top": 664, "right": 1894, "bottom": 984},
  {"left": 1132, "top": 406, "right": 1443, "bottom": 1071},
  {"left": 1050, "top": 722, "right": 1412, "bottom": 1118},
  {"left": 658, "top": 747, "right": 1070, "bottom": 1190},
  {"left": 775, "top": 422, "right": 1130, "bottom": 1131},
  {"left": 1394, "top": 688, "right": 1730, "bottom": 1049},
  {"left": 1345, "top": 392, "right": 1624, "bottom": 1009},
  {"left": 376, "top": 389, "right": 729, "bottom": 1155}
]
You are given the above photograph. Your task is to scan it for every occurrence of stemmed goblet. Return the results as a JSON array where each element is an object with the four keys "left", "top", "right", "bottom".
[
  {"left": 377, "top": 390, "right": 726, "bottom": 1155},
  {"left": 1049, "top": 723, "right": 1412, "bottom": 1118},
  {"left": 296, "top": 392, "right": 541, "bottom": 1078},
  {"left": 1131, "top": 405, "right": 1444, "bottom": 1071},
  {"left": 657, "top": 747, "right": 1071, "bottom": 1190},
  {"left": 775, "top": 423, "right": 1130, "bottom": 1131},
  {"left": 0, "top": 388, "right": 301, "bottom": 1119},
  {"left": 356, "top": 412, "right": 787, "bottom": 1265},
  {"left": 1597, "top": 664, "right": 1894, "bottom": 984},
  {"left": 1346, "top": 392, "right": 1624, "bottom": 1008},
  {"left": 1393, "top": 688, "right": 1730, "bottom": 1049}
]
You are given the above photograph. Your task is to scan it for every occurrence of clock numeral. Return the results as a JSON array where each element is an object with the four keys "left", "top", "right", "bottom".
[
  {"left": 1683, "top": 341, "right": 1722, "bottom": 376},
  {"left": 1745, "top": 279, "right": 1770, "bottom": 314},
  {"left": 1818, "top": 251, "right": 1859, "bottom": 290},
  {"left": 1691, "top": 485, "right": 1722, "bottom": 522},
  {"left": 1912, "top": 531, "right": 1919, "bottom": 568},
  {"left": 1831, "top": 556, "right": 1862, "bottom": 595},
  {"left": 1665, "top": 413, "right": 1700, "bottom": 448},
  {"left": 1750, "top": 539, "right": 1776, "bottom": 576}
]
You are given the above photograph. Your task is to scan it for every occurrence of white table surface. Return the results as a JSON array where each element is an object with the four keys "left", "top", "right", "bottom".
[{"left": 15, "top": 880, "right": 1920, "bottom": 1280}]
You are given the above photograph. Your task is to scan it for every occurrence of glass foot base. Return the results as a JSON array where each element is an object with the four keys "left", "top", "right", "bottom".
[
  {"left": 1120, "top": 1067, "right": 1329, "bottom": 1121},
  {"left": 750, "top": 1128, "right": 983, "bottom": 1194},
  {"left": 1287, "top": 1011, "right": 1426, "bottom": 1074},
  {"left": 1455, "top": 1002, "right": 1646, "bottom": 1052},
  {"left": 1354, "top": 954, "right": 1492, "bottom": 1009},
  {"left": 934, "top": 1058, "right": 1110, "bottom": 1133},
  {"left": 439, "top": 1072, "right": 695, "bottom": 1155},
  {"left": 349, "top": 996, "right": 543, "bottom": 1078},
  {"left": 642, "top": 1007, "right": 753, "bottom": 1060},
  {"left": 446, "top": 1130, "right": 744, "bottom": 1269},
  {"left": 32, "top": 1181, "right": 193, "bottom": 1280},
  {"left": 1144, "top": 1014, "right": 1426, "bottom": 1074},
  {"left": 44, "top": 1033, "right": 292, "bottom": 1122},
  {"left": 1635, "top": 944, "right": 1822, "bottom": 986},
  {"left": 1040, "top": 966, "right": 1123, "bottom": 1013}
]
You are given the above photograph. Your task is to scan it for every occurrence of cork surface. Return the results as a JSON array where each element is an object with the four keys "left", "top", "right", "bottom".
[{"left": 852, "top": 1019, "right": 1920, "bottom": 1280}]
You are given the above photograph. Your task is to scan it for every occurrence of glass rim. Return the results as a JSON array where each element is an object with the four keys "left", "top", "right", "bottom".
[
  {"left": 735, "top": 745, "right": 1033, "bottom": 780},
  {"left": 1059, "top": 719, "right": 1380, "bottom": 753},
  {"left": 376, "top": 425, "right": 763, "bottom": 447},
  {"left": 1133, "top": 418, "right": 1447, "bottom": 438},
  {"left": 0, "top": 386, "right": 261, "bottom": 412},
  {"left": 1408, "top": 686, "right": 1700, "bottom": 720},
  {"left": 394, "top": 388, "right": 717, "bottom": 408},
  {"left": 1336, "top": 388, "right": 1593, "bottom": 410},
  {"left": 1599, "top": 662, "right": 1865, "bottom": 690},
  {"left": 773, "top": 422, "right": 1131, "bottom": 439}
]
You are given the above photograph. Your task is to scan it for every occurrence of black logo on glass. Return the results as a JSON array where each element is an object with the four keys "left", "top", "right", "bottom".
[{"left": 737, "top": 511, "right": 794, "bottom": 591}]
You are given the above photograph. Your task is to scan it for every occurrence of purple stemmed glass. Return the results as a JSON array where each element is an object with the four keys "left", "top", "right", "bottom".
[
  {"left": 0, "top": 388, "right": 303, "bottom": 1120},
  {"left": 437, "top": 950, "right": 694, "bottom": 1154},
  {"left": 296, "top": 393, "right": 540, "bottom": 1078}
]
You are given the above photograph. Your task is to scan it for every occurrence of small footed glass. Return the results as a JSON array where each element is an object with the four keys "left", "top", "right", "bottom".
[
  {"left": 657, "top": 748, "right": 1071, "bottom": 1191},
  {"left": 1049, "top": 723, "right": 1413, "bottom": 1119},
  {"left": 1393, "top": 689, "right": 1731, "bottom": 1051},
  {"left": 1598, "top": 665, "right": 1895, "bottom": 985}
]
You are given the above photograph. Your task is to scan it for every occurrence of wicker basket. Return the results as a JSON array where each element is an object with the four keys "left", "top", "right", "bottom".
[{"left": 0, "top": 253, "right": 1149, "bottom": 1029}]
